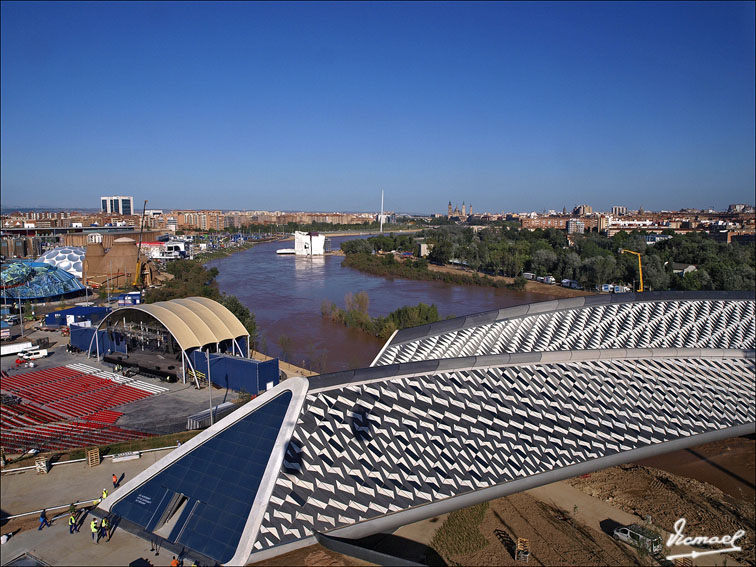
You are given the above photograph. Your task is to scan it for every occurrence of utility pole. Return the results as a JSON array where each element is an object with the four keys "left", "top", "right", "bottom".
[{"left": 17, "top": 290, "right": 23, "bottom": 338}]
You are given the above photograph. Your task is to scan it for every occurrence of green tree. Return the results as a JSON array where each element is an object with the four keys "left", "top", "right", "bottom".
[{"left": 219, "top": 294, "right": 258, "bottom": 349}]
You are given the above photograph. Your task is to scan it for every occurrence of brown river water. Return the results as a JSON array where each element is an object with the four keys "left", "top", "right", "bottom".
[{"left": 207, "top": 235, "right": 545, "bottom": 373}]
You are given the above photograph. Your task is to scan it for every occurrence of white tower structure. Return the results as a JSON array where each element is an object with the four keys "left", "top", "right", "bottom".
[{"left": 380, "top": 190, "right": 384, "bottom": 233}]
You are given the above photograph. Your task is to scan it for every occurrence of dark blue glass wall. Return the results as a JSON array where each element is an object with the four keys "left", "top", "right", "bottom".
[{"left": 111, "top": 390, "right": 292, "bottom": 563}]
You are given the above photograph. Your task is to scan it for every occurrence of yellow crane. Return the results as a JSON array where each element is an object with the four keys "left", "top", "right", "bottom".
[
  {"left": 133, "top": 200, "right": 148, "bottom": 288},
  {"left": 619, "top": 248, "right": 643, "bottom": 292}
]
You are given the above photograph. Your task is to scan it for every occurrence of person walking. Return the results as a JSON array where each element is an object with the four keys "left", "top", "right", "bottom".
[
  {"left": 100, "top": 517, "right": 109, "bottom": 542},
  {"left": 90, "top": 518, "right": 99, "bottom": 543},
  {"left": 38, "top": 510, "right": 51, "bottom": 530},
  {"left": 112, "top": 473, "right": 118, "bottom": 489},
  {"left": 68, "top": 513, "right": 78, "bottom": 534}
]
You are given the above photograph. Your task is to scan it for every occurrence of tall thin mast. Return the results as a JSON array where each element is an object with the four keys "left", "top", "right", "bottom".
[{"left": 380, "top": 190, "right": 384, "bottom": 233}]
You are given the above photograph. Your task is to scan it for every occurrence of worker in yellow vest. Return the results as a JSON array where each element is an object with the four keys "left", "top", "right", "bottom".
[
  {"left": 100, "top": 517, "right": 109, "bottom": 542},
  {"left": 90, "top": 518, "right": 99, "bottom": 544}
]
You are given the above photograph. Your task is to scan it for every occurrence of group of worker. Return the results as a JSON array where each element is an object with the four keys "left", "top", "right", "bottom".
[
  {"left": 34, "top": 475, "right": 200, "bottom": 565},
  {"left": 36, "top": 477, "right": 119, "bottom": 542},
  {"left": 89, "top": 515, "right": 112, "bottom": 544}
]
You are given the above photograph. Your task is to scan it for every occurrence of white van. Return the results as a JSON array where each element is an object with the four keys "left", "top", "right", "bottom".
[
  {"left": 21, "top": 348, "right": 48, "bottom": 360},
  {"left": 613, "top": 524, "right": 662, "bottom": 553}
]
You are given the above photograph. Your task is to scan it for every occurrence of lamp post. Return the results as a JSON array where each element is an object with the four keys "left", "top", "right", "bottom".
[{"left": 206, "top": 349, "right": 213, "bottom": 425}]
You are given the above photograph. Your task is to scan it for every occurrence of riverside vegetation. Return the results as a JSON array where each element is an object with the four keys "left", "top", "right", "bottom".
[
  {"left": 341, "top": 226, "right": 756, "bottom": 291},
  {"left": 144, "top": 259, "right": 258, "bottom": 348},
  {"left": 321, "top": 291, "right": 443, "bottom": 340}
]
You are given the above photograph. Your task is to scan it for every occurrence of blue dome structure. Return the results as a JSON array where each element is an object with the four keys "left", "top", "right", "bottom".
[
  {"left": 1, "top": 260, "right": 86, "bottom": 301},
  {"left": 37, "top": 246, "right": 85, "bottom": 278}
]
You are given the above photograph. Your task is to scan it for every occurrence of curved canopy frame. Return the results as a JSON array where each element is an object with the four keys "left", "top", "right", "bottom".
[{"left": 93, "top": 297, "right": 249, "bottom": 353}]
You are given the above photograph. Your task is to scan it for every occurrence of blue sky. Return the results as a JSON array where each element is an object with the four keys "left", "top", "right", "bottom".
[{"left": 1, "top": 1, "right": 754, "bottom": 214}]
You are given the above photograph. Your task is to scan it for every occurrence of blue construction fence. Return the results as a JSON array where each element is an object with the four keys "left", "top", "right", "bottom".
[
  {"left": 190, "top": 351, "right": 279, "bottom": 395},
  {"left": 70, "top": 326, "right": 128, "bottom": 355},
  {"left": 45, "top": 306, "right": 111, "bottom": 327}
]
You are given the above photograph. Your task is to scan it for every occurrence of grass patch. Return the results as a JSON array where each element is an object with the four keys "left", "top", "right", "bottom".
[{"left": 430, "top": 502, "right": 490, "bottom": 559}]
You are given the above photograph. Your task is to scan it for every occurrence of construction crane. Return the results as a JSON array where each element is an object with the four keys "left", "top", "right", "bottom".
[
  {"left": 619, "top": 248, "right": 643, "bottom": 292},
  {"left": 133, "top": 200, "right": 148, "bottom": 288}
]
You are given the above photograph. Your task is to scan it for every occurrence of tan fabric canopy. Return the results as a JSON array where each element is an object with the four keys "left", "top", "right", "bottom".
[
  {"left": 97, "top": 297, "right": 249, "bottom": 352},
  {"left": 180, "top": 296, "right": 249, "bottom": 339}
]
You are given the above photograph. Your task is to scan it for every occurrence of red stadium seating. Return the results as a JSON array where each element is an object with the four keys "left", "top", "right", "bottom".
[{"left": 1, "top": 365, "right": 156, "bottom": 454}]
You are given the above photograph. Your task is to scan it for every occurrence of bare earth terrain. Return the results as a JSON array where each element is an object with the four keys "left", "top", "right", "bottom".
[{"left": 570, "top": 464, "right": 755, "bottom": 566}]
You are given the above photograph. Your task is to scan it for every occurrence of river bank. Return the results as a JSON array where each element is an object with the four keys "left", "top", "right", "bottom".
[
  {"left": 426, "top": 263, "right": 595, "bottom": 297},
  {"left": 341, "top": 253, "right": 596, "bottom": 298}
]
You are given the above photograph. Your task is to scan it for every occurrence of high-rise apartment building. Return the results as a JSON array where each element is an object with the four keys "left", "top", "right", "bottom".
[
  {"left": 567, "top": 218, "right": 586, "bottom": 234},
  {"left": 100, "top": 195, "right": 134, "bottom": 216}
]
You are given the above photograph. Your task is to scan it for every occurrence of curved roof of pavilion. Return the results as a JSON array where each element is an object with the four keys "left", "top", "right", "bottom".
[
  {"left": 98, "top": 292, "right": 756, "bottom": 566},
  {"left": 96, "top": 296, "right": 248, "bottom": 352}
]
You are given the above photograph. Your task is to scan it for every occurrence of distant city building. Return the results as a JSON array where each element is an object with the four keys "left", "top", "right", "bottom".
[
  {"left": 447, "top": 200, "right": 470, "bottom": 219},
  {"left": 645, "top": 234, "right": 672, "bottom": 245},
  {"left": 376, "top": 213, "right": 396, "bottom": 224},
  {"left": 612, "top": 206, "right": 628, "bottom": 216},
  {"left": 100, "top": 195, "right": 134, "bottom": 216},
  {"left": 573, "top": 204, "right": 593, "bottom": 216},
  {"left": 567, "top": 218, "right": 585, "bottom": 234},
  {"left": 728, "top": 204, "right": 754, "bottom": 213}
]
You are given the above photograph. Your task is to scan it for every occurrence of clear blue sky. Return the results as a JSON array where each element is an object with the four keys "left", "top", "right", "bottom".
[{"left": 2, "top": 1, "right": 754, "bottom": 214}]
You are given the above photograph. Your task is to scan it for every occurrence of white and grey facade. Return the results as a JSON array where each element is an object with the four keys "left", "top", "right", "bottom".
[
  {"left": 100, "top": 195, "right": 134, "bottom": 216},
  {"left": 97, "top": 292, "right": 756, "bottom": 566}
]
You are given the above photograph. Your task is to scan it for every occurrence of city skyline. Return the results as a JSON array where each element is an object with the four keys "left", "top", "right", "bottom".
[{"left": 1, "top": 2, "right": 754, "bottom": 212}]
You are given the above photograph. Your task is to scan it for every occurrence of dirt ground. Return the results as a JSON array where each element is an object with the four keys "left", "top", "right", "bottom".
[
  {"left": 570, "top": 464, "right": 755, "bottom": 566},
  {"left": 249, "top": 546, "right": 372, "bottom": 566},
  {"left": 448, "top": 492, "right": 646, "bottom": 567}
]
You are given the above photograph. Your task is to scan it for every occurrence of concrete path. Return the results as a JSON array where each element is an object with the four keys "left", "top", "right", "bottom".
[
  {"left": 1, "top": 515, "right": 179, "bottom": 567},
  {"left": 1, "top": 449, "right": 186, "bottom": 566},
  {"left": 1, "top": 447, "right": 177, "bottom": 517}
]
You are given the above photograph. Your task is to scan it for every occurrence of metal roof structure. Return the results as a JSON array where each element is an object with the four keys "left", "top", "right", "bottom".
[
  {"left": 372, "top": 291, "right": 755, "bottom": 365},
  {"left": 94, "top": 297, "right": 249, "bottom": 353},
  {"left": 98, "top": 292, "right": 756, "bottom": 566},
  {"left": 36, "top": 246, "right": 86, "bottom": 278},
  {"left": 1, "top": 260, "right": 86, "bottom": 301}
]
